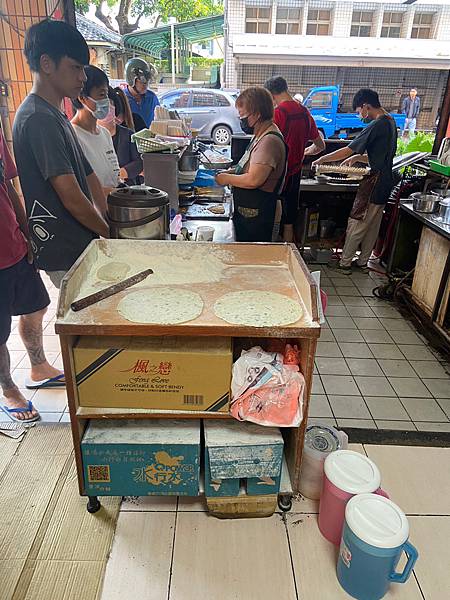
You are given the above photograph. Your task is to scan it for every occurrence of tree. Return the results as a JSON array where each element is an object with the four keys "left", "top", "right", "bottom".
[{"left": 75, "top": 0, "right": 223, "bottom": 35}]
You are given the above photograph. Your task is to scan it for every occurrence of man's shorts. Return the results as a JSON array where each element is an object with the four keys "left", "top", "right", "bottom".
[
  {"left": 282, "top": 171, "right": 301, "bottom": 226},
  {"left": 0, "top": 255, "right": 50, "bottom": 345}
]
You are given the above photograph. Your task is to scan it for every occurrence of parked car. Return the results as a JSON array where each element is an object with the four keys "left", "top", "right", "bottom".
[
  {"left": 303, "top": 85, "right": 406, "bottom": 139},
  {"left": 158, "top": 88, "right": 242, "bottom": 145}
]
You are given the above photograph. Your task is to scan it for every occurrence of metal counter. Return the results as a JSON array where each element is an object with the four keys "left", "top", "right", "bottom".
[{"left": 400, "top": 202, "right": 450, "bottom": 241}]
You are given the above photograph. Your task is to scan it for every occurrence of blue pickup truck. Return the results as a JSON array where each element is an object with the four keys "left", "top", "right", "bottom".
[{"left": 303, "top": 85, "right": 406, "bottom": 139}]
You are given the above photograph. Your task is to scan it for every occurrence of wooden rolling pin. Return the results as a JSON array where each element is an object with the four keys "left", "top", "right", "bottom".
[{"left": 70, "top": 268, "right": 153, "bottom": 312}]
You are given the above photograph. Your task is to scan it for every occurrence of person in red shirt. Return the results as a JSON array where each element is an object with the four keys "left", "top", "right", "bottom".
[
  {"left": 265, "top": 77, "right": 325, "bottom": 242},
  {"left": 0, "top": 127, "right": 64, "bottom": 422}
]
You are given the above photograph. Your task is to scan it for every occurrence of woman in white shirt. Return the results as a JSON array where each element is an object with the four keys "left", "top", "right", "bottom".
[{"left": 71, "top": 66, "right": 120, "bottom": 195}]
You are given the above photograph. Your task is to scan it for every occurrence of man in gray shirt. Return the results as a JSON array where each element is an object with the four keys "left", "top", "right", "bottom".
[
  {"left": 402, "top": 89, "right": 420, "bottom": 137},
  {"left": 13, "top": 19, "right": 109, "bottom": 288}
]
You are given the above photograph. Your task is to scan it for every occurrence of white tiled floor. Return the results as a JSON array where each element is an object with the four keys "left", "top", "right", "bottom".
[
  {"left": 310, "top": 265, "right": 450, "bottom": 432},
  {"left": 99, "top": 445, "right": 450, "bottom": 599},
  {"left": 3, "top": 269, "right": 450, "bottom": 431}
]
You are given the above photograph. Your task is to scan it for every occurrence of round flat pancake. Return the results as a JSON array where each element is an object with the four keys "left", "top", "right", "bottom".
[
  {"left": 97, "top": 262, "right": 130, "bottom": 282},
  {"left": 118, "top": 288, "right": 204, "bottom": 324},
  {"left": 214, "top": 290, "right": 302, "bottom": 327}
]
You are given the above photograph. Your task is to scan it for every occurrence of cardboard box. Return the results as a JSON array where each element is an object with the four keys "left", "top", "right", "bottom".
[
  {"left": 74, "top": 336, "right": 232, "bottom": 412},
  {"left": 204, "top": 420, "right": 284, "bottom": 498},
  {"left": 81, "top": 419, "right": 200, "bottom": 496}
]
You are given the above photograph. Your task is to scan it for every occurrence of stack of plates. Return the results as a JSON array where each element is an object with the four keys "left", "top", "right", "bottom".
[{"left": 178, "top": 170, "right": 198, "bottom": 185}]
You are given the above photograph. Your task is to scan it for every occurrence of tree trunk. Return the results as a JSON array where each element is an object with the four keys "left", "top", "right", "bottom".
[
  {"left": 94, "top": 4, "right": 115, "bottom": 32},
  {"left": 116, "top": 0, "right": 135, "bottom": 35}
]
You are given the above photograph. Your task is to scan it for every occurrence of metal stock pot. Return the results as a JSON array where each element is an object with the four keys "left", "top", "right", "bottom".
[{"left": 107, "top": 186, "right": 170, "bottom": 240}]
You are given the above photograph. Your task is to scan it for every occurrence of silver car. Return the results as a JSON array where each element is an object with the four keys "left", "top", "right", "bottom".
[{"left": 158, "top": 88, "right": 242, "bottom": 145}]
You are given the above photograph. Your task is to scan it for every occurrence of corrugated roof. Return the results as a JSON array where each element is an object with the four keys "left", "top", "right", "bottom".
[
  {"left": 76, "top": 12, "right": 122, "bottom": 46},
  {"left": 123, "top": 15, "right": 224, "bottom": 58}
]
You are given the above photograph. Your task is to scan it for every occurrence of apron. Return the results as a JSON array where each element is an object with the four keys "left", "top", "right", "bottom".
[
  {"left": 232, "top": 130, "right": 287, "bottom": 242},
  {"left": 350, "top": 171, "right": 380, "bottom": 220}
]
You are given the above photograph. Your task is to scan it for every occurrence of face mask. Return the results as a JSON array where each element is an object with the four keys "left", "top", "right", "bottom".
[
  {"left": 358, "top": 105, "right": 372, "bottom": 124},
  {"left": 86, "top": 97, "right": 110, "bottom": 120},
  {"left": 240, "top": 116, "right": 254, "bottom": 135},
  {"left": 98, "top": 104, "right": 116, "bottom": 126}
]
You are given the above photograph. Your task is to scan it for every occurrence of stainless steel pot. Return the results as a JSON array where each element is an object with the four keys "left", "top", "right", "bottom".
[
  {"left": 410, "top": 192, "right": 440, "bottom": 214},
  {"left": 179, "top": 152, "right": 200, "bottom": 172},
  {"left": 107, "top": 186, "right": 170, "bottom": 240},
  {"left": 437, "top": 198, "right": 450, "bottom": 224}
]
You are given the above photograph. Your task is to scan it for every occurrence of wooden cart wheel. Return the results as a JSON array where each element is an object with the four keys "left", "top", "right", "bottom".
[
  {"left": 278, "top": 495, "right": 293, "bottom": 512},
  {"left": 87, "top": 496, "right": 101, "bottom": 513}
]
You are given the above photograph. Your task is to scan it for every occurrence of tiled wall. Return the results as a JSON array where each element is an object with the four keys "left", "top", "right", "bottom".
[{"left": 0, "top": 0, "right": 71, "bottom": 145}]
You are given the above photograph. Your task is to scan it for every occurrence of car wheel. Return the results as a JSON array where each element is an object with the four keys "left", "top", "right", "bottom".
[{"left": 212, "top": 125, "right": 232, "bottom": 146}]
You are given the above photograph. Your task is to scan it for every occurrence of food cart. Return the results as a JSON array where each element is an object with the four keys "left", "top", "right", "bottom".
[{"left": 55, "top": 240, "right": 320, "bottom": 514}]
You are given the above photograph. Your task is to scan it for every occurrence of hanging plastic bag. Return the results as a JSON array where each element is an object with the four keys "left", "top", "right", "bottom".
[{"left": 230, "top": 347, "right": 304, "bottom": 427}]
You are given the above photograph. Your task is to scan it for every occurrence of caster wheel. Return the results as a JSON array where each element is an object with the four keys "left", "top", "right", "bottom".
[
  {"left": 278, "top": 495, "right": 292, "bottom": 512},
  {"left": 87, "top": 496, "right": 101, "bottom": 513}
]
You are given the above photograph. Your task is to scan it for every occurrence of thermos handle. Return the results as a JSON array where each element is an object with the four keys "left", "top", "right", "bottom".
[{"left": 389, "top": 541, "right": 419, "bottom": 584}]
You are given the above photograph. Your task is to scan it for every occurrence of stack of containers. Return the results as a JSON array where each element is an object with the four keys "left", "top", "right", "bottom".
[{"left": 317, "top": 449, "right": 419, "bottom": 600}]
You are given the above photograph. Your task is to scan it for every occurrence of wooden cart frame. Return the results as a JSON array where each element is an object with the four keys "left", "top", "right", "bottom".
[{"left": 55, "top": 240, "right": 320, "bottom": 513}]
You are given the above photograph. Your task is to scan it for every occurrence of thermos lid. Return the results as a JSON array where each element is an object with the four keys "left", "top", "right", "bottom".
[
  {"left": 324, "top": 450, "right": 381, "bottom": 494},
  {"left": 345, "top": 494, "right": 409, "bottom": 549},
  {"left": 108, "top": 185, "right": 169, "bottom": 208},
  {"left": 304, "top": 424, "right": 342, "bottom": 458}
]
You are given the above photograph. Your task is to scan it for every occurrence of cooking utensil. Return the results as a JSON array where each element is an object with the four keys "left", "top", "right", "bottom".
[
  {"left": 71, "top": 269, "right": 153, "bottom": 312},
  {"left": 179, "top": 152, "right": 200, "bottom": 172},
  {"left": 197, "top": 142, "right": 233, "bottom": 170},
  {"left": 410, "top": 192, "right": 440, "bottom": 214},
  {"left": 107, "top": 186, "right": 169, "bottom": 240},
  {"left": 436, "top": 198, "right": 450, "bottom": 224}
]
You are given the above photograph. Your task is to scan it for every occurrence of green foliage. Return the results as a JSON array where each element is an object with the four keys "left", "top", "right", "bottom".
[
  {"left": 187, "top": 57, "right": 223, "bottom": 67},
  {"left": 75, "top": 0, "right": 116, "bottom": 14},
  {"left": 155, "top": 0, "right": 223, "bottom": 23},
  {"left": 396, "top": 132, "right": 435, "bottom": 156},
  {"left": 75, "top": 0, "right": 223, "bottom": 25}
]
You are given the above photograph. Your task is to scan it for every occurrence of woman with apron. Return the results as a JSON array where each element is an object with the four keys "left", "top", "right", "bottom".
[{"left": 215, "top": 87, "right": 287, "bottom": 242}]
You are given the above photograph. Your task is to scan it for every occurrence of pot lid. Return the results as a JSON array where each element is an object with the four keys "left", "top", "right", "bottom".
[
  {"left": 324, "top": 450, "right": 381, "bottom": 494},
  {"left": 345, "top": 494, "right": 409, "bottom": 549},
  {"left": 108, "top": 185, "right": 169, "bottom": 207}
]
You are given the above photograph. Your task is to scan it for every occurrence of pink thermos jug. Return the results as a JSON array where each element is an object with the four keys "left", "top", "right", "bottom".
[{"left": 318, "top": 450, "right": 388, "bottom": 545}]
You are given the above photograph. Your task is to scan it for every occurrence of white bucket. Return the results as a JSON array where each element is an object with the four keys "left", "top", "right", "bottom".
[{"left": 299, "top": 422, "right": 348, "bottom": 500}]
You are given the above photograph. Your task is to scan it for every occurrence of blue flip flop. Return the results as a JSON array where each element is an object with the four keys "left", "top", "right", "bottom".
[
  {"left": 25, "top": 374, "right": 66, "bottom": 390},
  {"left": 0, "top": 400, "right": 40, "bottom": 423}
]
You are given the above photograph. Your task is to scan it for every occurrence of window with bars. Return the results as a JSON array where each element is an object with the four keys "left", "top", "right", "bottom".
[
  {"left": 276, "top": 8, "right": 302, "bottom": 35},
  {"left": 411, "top": 12, "right": 434, "bottom": 39},
  {"left": 306, "top": 9, "right": 331, "bottom": 36},
  {"left": 381, "top": 12, "right": 403, "bottom": 38},
  {"left": 350, "top": 10, "right": 374, "bottom": 37},
  {"left": 245, "top": 7, "right": 272, "bottom": 34}
]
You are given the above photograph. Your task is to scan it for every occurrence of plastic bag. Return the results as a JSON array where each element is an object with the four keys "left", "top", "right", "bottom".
[{"left": 230, "top": 347, "right": 304, "bottom": 427}]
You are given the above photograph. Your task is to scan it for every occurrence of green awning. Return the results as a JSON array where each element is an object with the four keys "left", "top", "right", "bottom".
[{"left": 123, "top": 15, "right": 224, "bottom": 58}]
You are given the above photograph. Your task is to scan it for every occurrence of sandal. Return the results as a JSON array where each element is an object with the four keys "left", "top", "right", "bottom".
[
  {"left": 1, "top": 400, "right": 40, "bottom": 423},
  {"left": 25, "top": 374, "right": 66, "bottom": 390}
]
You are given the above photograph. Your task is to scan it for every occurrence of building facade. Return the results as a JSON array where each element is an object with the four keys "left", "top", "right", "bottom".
[{"left": 224, "top": 0, "right": 450, "bottom": 128}]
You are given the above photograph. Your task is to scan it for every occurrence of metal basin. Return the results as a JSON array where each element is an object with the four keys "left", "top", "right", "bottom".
[{"left": 410, "top": 192, "right": 440, "bottom": 214}]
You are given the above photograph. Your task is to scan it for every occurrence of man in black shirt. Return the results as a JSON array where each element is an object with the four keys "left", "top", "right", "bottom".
[
  {"left": 13, "top": 19, "right": 109, "bottom": 288},
  {"left": 313, "top": 89, "right": 397, "bottom": 275}
]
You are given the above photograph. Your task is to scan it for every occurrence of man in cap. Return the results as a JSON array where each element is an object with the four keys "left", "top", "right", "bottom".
[{"left": 124, "top": 58, "right": 159, "bottom": 129}]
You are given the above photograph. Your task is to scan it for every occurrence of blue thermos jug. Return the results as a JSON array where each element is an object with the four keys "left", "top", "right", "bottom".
[{"left": 337, "top": 494, "right": 418, "bottom": 600}]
